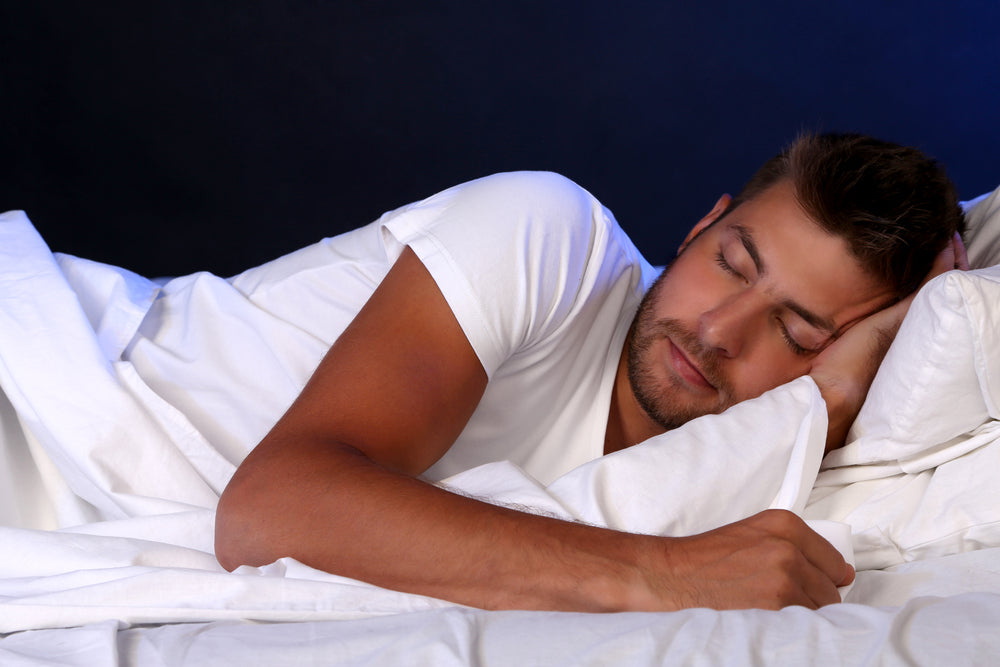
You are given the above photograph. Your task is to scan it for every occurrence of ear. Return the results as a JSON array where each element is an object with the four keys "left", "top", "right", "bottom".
[{"left": 678, "top": 194, "right": 733, "bottom": 255}]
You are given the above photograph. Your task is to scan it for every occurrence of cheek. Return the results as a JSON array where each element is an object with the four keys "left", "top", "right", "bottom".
[
  {"left": 653, "top": 255, "right": 733, "bottom": 320},
  {"left": 729, "top": 347, "right": 813, "bottom": 401}
]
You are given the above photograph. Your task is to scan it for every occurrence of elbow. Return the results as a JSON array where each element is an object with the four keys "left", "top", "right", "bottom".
[
  {"left": 214, "top": 484, "right": 247, "bottom": 571},
  {"left": 214, "top": 472, "right": 271, "bottom": 572},
  {"left": 214, "top": 438, "right": 371, "bottom": 573}
]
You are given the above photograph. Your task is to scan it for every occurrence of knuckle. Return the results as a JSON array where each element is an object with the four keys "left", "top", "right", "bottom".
[
  {"left": 756, "top": 508, "right": 799, "bottom": 532},
  {"left": 764, "top": 538, "right": 802, "bottom": 568}
]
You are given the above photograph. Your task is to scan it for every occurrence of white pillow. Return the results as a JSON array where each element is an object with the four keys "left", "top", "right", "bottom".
[
  {"left": 818, "top": 186, "right": 1000, "bottom": 471},
  {"left": 829, "top": 264, "right": 1000, "bottom": 471},
  {"left": 963, "top": 185, "right": 1000, "bottom": 269},
  {"left": 807, "top": 423, "right": 1000, "bottom": 571},
  {"left": 443, "top": 375, "right": 829, "bottom": 536},
  {"left": 808, "top": 206, "right": 1000, "bottom": 567}
]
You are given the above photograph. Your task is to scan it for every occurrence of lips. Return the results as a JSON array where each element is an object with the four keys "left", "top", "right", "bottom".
[{"left": 668, "top": 339, "right": 715, "bottom": 390}]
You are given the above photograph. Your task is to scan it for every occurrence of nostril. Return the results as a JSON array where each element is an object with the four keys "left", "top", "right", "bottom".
[{"left": 699, "top": 311, "right": 740, "bottom": 359}]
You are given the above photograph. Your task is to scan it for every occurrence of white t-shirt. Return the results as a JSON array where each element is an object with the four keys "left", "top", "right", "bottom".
[{"left": 125, "top": 172, "right": 657, "bottom": 484}]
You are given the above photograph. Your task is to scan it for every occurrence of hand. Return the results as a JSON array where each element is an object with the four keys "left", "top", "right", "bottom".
[
  {"left": 642, "top": 510, "right": 854, "bottom": 610},
  {"left": 934, "top": 231, "right": 971, "bottom": 276},
  {"left": 809, "top": 233, "right": 970, "bottom": 450}
]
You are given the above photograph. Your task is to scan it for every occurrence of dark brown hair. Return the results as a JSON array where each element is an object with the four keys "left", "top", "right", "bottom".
[{"left": 728, "top": 132, "right": 964, "bottom": 297}]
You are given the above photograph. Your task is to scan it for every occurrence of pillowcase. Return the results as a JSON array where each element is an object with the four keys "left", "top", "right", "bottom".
[
  {"left": 442, "top": 375, "right": 829, "bottom": 536},
  {"left": 963, "top": 184, "right": 1000, "bottom": 269},
  {"left": 827, "top": 264, "right": 1000, "bottom": 472}
]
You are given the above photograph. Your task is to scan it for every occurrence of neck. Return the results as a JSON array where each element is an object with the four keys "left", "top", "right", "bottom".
[{"left": 604, "top": 339, "right": 664, "bottom": 455}]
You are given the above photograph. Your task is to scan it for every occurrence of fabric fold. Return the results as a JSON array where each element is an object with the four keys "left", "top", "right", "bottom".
[
  {"left": 441, "top": 375, "right": 829, "bottom": 537},
  {"left": 0, "top": 211, "right": 232, "bottom": 527}
]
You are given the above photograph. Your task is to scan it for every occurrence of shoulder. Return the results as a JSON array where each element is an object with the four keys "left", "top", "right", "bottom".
[
  {"left": 394, "top": 171, "right": 603, "bottom": 232},
  {"left": 379, "top": 172, "right": 644, "bottom": 374},
  {"left": 382, "top": 170, "right": 623, "bottom": 270},
  {"left": 447, "top": 171, "right": 602, "bottom": 229},
  {"left": 393, "top": 171, "right": 602, "bottom": 226},
  {"left": 455, "top": 171, "right": 597, "bottom": 205}
]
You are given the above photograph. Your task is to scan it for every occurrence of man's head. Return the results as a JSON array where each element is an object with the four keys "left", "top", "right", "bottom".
[
  {"left": 727, "top": 132, "right": 964, "bottom": 298},
  {"left": 623, "top": 132, "right": 963, "bottom": 433}
]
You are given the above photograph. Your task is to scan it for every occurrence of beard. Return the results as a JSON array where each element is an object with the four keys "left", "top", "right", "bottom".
[{"left": 626, "top": 276, "right": 736, "bottom": 430}]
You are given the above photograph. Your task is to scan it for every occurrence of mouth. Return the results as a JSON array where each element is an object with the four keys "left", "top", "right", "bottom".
[{"left": 667, "top": 338, "right": 715, "bottom": 391}]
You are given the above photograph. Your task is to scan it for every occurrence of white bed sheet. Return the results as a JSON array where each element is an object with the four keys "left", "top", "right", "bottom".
[
  {"left": 1, "top": 194, "right": 999, "bottom": 665},
  {"left": 4, "top": 565, "right": 1000, "bottom": 666}
]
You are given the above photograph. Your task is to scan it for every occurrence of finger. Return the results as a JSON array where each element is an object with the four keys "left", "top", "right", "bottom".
[
  {"left": 759, "top": 540, "right": 844, "bottom": 609},
  {"left": 839, "top": 291, "right": 911, "bottom": 341},
  {"left": 754, "top": 511, "right": 852, "bottom": 590},
  {"left": 841, "top": 562, "right": 856, "bottom": 587},
  {"left": 794, "top": 524, "right": 854, "bottom": 592},
  {"left": 798, "top": 557, "right": 846, "bottom": 608},
  {"left": 953, "top": 232, "right": 970, "bottom": 271},
  {"left": 924, "top": 233, "right": 969, "bottom": 286}
]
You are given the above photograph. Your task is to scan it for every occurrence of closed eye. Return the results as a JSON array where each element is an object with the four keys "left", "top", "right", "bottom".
[
  {"left": 778, "top": 319, "right": 821, "bottom": 357},
  {"left": 715, "top": 251, "right": 747, "bottom": 282}
]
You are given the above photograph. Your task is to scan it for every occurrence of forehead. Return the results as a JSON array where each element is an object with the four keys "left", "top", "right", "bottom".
[{"left": 715, "top": 181, "right": 893, "bottom": 329}]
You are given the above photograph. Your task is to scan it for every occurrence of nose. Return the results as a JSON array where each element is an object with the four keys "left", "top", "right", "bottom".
[{"left": 698, "top": 293, "right": 761, "bottom": 358}]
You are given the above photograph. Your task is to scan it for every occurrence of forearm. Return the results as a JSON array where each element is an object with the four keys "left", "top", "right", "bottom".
[{"left": 215, "top": 437, "right": 655, "bottom": 612}]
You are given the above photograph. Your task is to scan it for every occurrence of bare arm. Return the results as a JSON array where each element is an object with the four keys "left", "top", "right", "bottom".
[{"left": 216, "top": 248, "right": 852, "bottom": 611}]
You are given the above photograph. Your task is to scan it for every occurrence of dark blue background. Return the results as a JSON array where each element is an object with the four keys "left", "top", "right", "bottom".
[{"left": 1, "top": 2, "right": 997, "bottom": 277}]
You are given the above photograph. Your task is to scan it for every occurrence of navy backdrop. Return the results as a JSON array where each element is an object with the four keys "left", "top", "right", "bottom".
[{"left": 1, "top": 2, "right": 997, "bottom": 277}]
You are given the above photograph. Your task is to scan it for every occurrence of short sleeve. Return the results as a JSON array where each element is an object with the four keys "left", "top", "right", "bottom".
[{"left": 380, "top": 171, "right": 637, "bottom": 376}]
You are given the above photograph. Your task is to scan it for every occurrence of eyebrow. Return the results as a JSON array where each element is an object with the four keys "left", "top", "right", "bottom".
[
  {"left": 783, "top": 300, "right": 838, "bottom": 336},
  {"left": 730, "top": 223, "right": 839, "bottom": 336},
  {"left": 733, "top": 224, "right": 765, "bottom": 277}
]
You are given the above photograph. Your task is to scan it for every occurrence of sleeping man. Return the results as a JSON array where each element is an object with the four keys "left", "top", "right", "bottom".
[{"left": 205, "top": 133, "right": 966, "bottom": 612}]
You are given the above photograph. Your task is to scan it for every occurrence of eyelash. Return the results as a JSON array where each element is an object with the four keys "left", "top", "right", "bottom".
[
  {"left": 716, "top": 251, "right": 812, "bottom": 356},
  {"left": 778, "top": 322, "right": 811, "bottom": 356},
  {"left": 714, "top": 251, "right": 743, "bottom": 279}
]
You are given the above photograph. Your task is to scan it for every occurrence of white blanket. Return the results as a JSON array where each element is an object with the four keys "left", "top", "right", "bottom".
[{"left": 1, "top": 204, "right": 1000, "bottom": 663}]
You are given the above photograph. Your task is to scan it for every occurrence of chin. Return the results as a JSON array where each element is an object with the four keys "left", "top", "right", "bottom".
[{"left": 633, "top": 378, "right": 725, "bottom": 431}]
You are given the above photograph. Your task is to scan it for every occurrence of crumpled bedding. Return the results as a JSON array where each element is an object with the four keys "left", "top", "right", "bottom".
[{"left": 1, "top": 205, "right": 1000, "bottom": 664}]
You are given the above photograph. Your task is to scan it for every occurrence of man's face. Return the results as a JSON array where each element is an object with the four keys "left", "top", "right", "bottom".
[{"left": 626, "top": 180, "right": 895, "bottom": 430}]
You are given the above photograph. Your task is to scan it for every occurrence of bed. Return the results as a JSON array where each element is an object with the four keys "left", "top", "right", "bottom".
[{"left": 1, "top": 185, "right": 999, "bottom": 665}]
